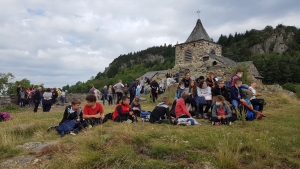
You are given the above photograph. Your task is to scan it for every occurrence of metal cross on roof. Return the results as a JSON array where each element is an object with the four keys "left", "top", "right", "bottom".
[{"left": 196, "top": 10, "right": 201, "bottom": 19}]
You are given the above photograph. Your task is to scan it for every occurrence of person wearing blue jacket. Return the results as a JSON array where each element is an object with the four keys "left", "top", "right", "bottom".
[
  {"left": 101, "top": 86, "right": 109, "bottom": 105},
  {"left": 230, "top": 78, "right": 246, "bottom": 110}
]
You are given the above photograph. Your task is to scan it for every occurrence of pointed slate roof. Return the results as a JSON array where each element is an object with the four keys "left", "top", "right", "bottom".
[{"left": 185, "top": 19, "right": 212, "bottom": 43}]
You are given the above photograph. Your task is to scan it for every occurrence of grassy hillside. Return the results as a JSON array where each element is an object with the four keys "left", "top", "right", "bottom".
[{"left": 0, "top": 91, "right": 300, "bottom": 169}]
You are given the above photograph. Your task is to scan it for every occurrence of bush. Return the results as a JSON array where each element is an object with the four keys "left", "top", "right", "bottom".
[
  {"left": 282, "top": 83, "right": 296, "bottom": 93},
  {"left": 295, "top": 85, "right": 300, "bottom": 98}
]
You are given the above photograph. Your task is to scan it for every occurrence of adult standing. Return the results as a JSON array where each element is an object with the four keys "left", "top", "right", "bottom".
[
  {"left": 150, "top": 79, "right": 159, "bottom": 103},
  {"left": 43, "top": 88, "right": 52, "bottom": 112},
  {"left": 16, "top": 84, "right": 21, "bottom": 105},
  {"left": 128, "top": 80, "right": 137, "bottom": 104},
  {"left": 33, "top": 87, "right": 42, "bottom": 113},
  {"left": 113, "top": 80, "right": 124, "bottom": 104},
  {"left": 60, "top": 89, "right": 66, "bottom": 106},
  {"left": 52, "top": 88, "right": 58, "bottom": 106},
  {"left": 139, "top": 77, "right": 144, "bottom": 94},
  {"left": 89, "top": 86, "right": 95, "bottom": 94}
]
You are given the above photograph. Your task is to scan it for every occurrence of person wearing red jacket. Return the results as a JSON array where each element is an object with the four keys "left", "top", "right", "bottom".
[
  {"left": 112, "top": 96, "right": 137, "bottom": 122},
  {"left": 175, "top": 92, "right": 191, "bottom": 118}
]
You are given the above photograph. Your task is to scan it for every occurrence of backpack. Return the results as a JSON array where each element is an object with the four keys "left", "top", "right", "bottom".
[
  {"left": 0, "top": 112, "right": 12, "bottom": 121},
  {"left": 246, "top": 111, "right": 255, "bottom": 121},
  {"left": 20, "top": 90, "right": 26, "bottom": 99}
]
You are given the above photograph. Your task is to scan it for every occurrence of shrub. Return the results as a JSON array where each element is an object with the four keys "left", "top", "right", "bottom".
[{"left": 282, "top": 83, "right": 296, "bottom": 93}]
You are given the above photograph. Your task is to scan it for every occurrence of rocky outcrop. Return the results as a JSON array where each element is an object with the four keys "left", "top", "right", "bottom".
[{"left": 249, "top": 34, "right": 288, "bottom": 55}]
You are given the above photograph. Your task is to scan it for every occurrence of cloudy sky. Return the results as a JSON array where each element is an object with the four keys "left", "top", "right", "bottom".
[{"left": 1, "top": 0, "right": 299, "bottom": 87}]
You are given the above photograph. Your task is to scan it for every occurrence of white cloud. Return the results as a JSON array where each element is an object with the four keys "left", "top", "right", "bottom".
[{"left": 0, "top": 0, "right": 299, "bottom": 88}]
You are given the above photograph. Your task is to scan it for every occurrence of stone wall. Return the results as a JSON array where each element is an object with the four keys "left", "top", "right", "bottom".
[
  {"left": 175, "top": 40, "right": 222, "bottom": 65},
  {"left": 0, "top": 95, "right": 11, "bottom": 108},
  {"left": 173, "top": 57, "right": 230, "bottom": 80},
  {"left": 66, "top": 93, "right": 89, "bottom": 101}
]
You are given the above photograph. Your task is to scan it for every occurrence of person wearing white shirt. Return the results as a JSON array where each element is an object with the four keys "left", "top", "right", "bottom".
[{"left": 249, "top": 81, "right": 264, "bottom": 112}]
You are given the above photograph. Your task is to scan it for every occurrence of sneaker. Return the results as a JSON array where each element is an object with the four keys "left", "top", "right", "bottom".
[
  {"left": 87, "top": 125, "right": 93, "bottom": 129},
  {"left": 47, "top": 126, "right": 56, "bottom": 132},
  {"left": 69, "top": 131, "right": 76, "bottom": 136},
  {"left": 229, "top": 122, "right": 232, "bottom": 125},
  {"left": 198, "top": 114, "right": 203, "bottom": 119},
  {"left": 215, "top": 122, "right": 220, "bottom": 126},
  {"left": 211, "top": 121, "right": 214, "bottom": 125},
  {"left": 203, "top": 113, "right": 208, "bottom": 119}
]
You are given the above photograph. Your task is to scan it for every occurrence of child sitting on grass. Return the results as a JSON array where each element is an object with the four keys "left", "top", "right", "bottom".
[
  {"left": 130, "top": 97, "right": 141, "bottom": 117},
  {"left": 112, "top": 96, "right": 137, "bottom": 123},
  {"left": 211, "top": 95, "right": 236, "bottom": 125},
  {"left": 83, "top": 94, "right": 106, "bottom": 126},
  {"left": 150, "top": 96, "right": 170, "bottom": 123},
  {"left": 175, "top": 92, "right": 191, "bottom": 118}
]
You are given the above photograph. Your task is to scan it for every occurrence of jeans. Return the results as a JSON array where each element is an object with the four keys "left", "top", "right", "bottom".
[
  {"left": 34, "top": 100, "right": 39, "bottom": 112},
  {"left": 60, "top": 96, "right": 66, "bottom": 106},
  {"left": 116, "top": 92, "right": 123, "bottom": 104},
  {"left": 231, "top": 100, "right": 239, "bottom": 109}
]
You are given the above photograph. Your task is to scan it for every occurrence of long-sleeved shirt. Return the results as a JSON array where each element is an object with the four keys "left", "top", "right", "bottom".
[
  {"left": 197, "top": 86, "right": 212, "bottom": 100},
  {"left": 175, "top": 98, "right": 191, "bottom": 117},
  {"left": 113, "top": 83, "right": 124, "bottom": 93},
  {"left": 211, "top": 103, "right": 232, "bottom": 118},
  {"left": 174, "top": 88, "right": 187, "bottom": 100},
  {"left": 33, "top": 90, "right": 41, "bottom": 101},
  {"left": 59, "top": 105, "right": 83, "bottom": 124},
  {"left": 43, "top": 92, "right": 52, "bottom": 99},
  {"left": 212, "top": 86, "right": 229, "bottom": 101},
  {"left": 151, "top": 102, "right": 170, "bottom": 119}
]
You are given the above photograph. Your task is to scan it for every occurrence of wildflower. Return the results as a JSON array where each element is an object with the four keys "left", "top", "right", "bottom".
[{"left": 227, "top": 132, "right": 231, "bottom": 136}]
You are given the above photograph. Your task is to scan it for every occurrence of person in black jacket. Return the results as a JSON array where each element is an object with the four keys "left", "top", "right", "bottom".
[
  {"left": 16, "top": 84, "right": 21, "bottom": 105},
  {"left": 181, "top": 72, "right": 191, "bottom": 88},
  {"left": 150, "top": 79, "right": 159, "bottom": 103},
  {"left": 230, "top": 78, "right": 246, "bottom": 110},
  {"left": 212, "top": 80, "right": 230, "bottom": 101},
  {"left": 59, "top": 99, "right": 83, "bottom": 125},
  {"left": 33, "top": 87, "right": 42, "bottom": 113},
  {"left": 150, "top": 97, "right": 170, "bottom": 123}
]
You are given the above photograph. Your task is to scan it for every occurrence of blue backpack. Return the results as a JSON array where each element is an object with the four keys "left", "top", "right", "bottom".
[{"left": 246, "top": 111, "right": 255, "bottom": 121}]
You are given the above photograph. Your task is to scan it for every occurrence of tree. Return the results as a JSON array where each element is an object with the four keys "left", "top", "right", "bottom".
[{"left": 0, "top": 72, "right": 15, "bottom": 95}]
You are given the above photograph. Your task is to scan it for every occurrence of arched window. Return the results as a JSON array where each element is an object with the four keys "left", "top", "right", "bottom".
[
  {"left": 213, "top": 61, "right": 217, "bottom": 66},
  {"left": 185, "top": 50, "right": 192, "bottom": 62},
  {"left": 210, "top": 49, "right": 215, "bottom": 54}
]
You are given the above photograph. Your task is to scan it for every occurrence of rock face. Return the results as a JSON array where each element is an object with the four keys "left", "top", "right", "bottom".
[
  {"left": 0, "top": 95, "right": 11, "bottom": 108},
  {"left": 249, "top": 34, "right": 288, "bottom": 55}
]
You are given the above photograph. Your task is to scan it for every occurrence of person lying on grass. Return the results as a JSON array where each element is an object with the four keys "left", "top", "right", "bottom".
[
  {"left": 112, "top": 96, "right": 137, "bottom": 123},
  {"left": 211, "top": 95, "right": 236, "bottom": 125},
  {"left": 83, "top": 94, "right": 106, "bottom": 126},
  {"left": 175, "top": 92, "right": 191, "bottom": 118}
]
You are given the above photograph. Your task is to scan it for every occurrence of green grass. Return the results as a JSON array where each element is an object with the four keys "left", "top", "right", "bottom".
[{"left": 0, "top": 92, "right": 300, "bottom": 169}]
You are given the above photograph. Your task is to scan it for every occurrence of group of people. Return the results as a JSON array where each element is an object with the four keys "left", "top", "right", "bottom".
[
  {"left": 88, "top": 76, "right": 167, "bottom": 107},
  {"left": 16, "top": 84, "right": 67, "bottom": 113},
  {"left": 48, "top": 68, "right": 266, "bottom": 136},
  {"left": 171, "top": 69, "right": 265, "bottom": 125}
]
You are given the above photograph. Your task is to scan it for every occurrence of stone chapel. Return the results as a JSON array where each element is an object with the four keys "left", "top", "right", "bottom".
[{"left": 173, "top": 18, "right": 262, "bottom": 80}]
